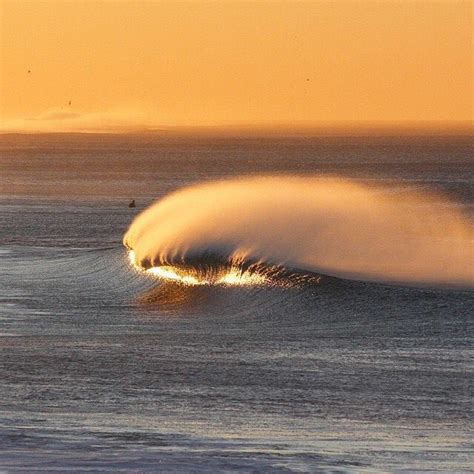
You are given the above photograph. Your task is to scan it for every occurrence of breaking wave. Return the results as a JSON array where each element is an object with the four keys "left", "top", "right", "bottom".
[{"left": 123, "top": 176, "right": 473, "bottom": 288}]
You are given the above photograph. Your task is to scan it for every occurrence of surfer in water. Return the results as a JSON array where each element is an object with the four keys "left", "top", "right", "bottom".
[{"left": 128, "top": 199, "right": 136, "bottom": 208}]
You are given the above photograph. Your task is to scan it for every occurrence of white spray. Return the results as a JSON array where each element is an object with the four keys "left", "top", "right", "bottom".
[{"left": 124, "top": 176, "right": 473, "bottom": 287}]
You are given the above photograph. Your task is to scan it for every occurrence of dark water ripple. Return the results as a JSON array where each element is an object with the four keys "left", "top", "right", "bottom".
[{"left": 0, "top": 135, "right": 473, "bottom": 471}]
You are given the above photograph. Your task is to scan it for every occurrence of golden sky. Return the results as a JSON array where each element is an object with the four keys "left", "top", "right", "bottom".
[{"left": 0, "top": 0, "right": 472, "bottom": 132}]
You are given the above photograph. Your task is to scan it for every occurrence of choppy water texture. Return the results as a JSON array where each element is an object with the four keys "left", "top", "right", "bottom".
[{"left": 0, "top": 133, "right": 473, "bottom": 471}]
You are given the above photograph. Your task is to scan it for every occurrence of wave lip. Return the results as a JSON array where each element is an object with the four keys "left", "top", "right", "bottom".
[
  {"left": 127, "top": 249, "right": 270, "bottom": 287},
  {"left": 124, "top": 176, "right": 474, "bottom": 289}
]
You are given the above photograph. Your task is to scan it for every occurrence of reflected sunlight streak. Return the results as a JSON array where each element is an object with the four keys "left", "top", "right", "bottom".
[{"left": 127, "top": 250, "right": 266, "bottom": 287}]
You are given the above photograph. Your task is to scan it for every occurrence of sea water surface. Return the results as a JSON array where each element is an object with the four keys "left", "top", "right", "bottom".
[{"left": 0, "top": 133, "right": 472, "bottom": 471}]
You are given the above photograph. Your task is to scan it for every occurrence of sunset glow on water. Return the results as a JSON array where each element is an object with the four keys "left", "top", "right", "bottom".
[{"left": 128, "top": 250, "right": 267, "bottom": 287}]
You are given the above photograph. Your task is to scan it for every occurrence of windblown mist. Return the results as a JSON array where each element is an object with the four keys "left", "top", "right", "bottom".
[{"left": 124, "top": 176, "right": 473, "bottom": 287}]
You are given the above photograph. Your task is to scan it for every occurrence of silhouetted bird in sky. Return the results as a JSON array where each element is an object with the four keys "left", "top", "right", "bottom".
[
  {"left": 68, "top": 101, "right": 71, "bottom": 106},
  {"left": 27, "top": 70, "right": 31, "bottom": 74}
]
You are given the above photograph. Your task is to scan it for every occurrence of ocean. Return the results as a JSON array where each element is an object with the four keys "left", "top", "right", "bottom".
[{"left": 0, "top": 133, "right": 472, "bottom": 471}]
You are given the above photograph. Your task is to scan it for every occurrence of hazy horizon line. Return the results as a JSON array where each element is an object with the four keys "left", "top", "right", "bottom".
[{"left": 0, "top": 120, "right": 472, "bottom": 138}]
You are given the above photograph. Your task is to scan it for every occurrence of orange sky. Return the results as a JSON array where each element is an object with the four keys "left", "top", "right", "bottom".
[{"left": 0, "top": 0, "right": 472, "bottom": 132}]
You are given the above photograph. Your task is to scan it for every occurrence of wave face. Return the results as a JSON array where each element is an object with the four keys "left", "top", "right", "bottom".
[{"left": 123, "top": 176, "right": 473, "bottom": 287}]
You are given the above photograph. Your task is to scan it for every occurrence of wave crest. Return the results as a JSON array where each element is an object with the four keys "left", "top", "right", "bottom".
[{"left": 123, "top": 176, "right": 473, "bottom": 288}]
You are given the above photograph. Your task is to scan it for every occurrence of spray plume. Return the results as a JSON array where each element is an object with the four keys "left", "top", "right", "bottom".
[{"left": 123, "top": 176, "right": 473, "bottom": 288}]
